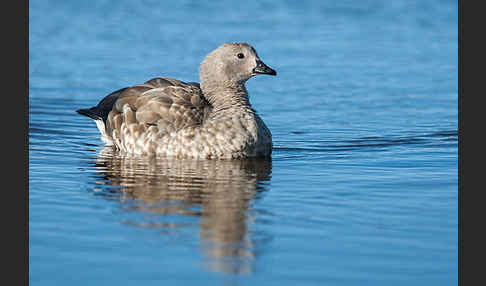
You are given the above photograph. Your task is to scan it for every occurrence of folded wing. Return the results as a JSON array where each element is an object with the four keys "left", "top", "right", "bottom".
[{"left": 81, "top": 77, "right": 212, "bottom": 144}]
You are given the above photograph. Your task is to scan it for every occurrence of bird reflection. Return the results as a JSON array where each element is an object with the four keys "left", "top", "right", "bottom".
[{"left": 90, "top": 147, "right": 272, "bottom": 274}]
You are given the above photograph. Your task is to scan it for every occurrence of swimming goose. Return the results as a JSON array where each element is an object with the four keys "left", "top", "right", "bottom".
[{"left": 76, "top": 42, "right": 276, "bottom": 159}]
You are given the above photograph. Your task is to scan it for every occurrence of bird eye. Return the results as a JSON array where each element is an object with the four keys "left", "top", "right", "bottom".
[{"left": 237, "top": 53, "right": 245, "bottom": 59}]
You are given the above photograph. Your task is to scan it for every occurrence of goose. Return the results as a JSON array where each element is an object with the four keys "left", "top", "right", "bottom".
[{"left": 76, "top": 42, "right": 276, "bottom": 159}]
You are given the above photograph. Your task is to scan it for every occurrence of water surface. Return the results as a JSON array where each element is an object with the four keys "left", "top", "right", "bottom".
[{"left": 29, "top": 1, "right": 458, "bottom": 285}]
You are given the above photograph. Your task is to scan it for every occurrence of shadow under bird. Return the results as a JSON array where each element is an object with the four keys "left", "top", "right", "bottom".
[{"left": 77, "top": 42, "right": 277, "bottom": 159}]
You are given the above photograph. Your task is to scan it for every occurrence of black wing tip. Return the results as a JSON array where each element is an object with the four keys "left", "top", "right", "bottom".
[{"left": 76, "top": 107, "right": 101, "bottom": 120}]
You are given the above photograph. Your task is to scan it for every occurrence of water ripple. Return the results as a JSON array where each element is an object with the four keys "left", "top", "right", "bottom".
[{"left": 275, "top": 130, "right": 457, "bottom": 154}]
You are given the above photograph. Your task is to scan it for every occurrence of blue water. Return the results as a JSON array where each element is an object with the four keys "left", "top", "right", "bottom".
[{"left": 29, "top": 1, "right": 458, "bottom": 285}]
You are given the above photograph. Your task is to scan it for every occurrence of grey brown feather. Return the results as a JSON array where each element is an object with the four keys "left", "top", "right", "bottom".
[{"left": 76, "top": 42, "right": 276, "bottom": 159}]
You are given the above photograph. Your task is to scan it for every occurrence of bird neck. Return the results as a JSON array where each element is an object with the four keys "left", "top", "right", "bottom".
[{"left": 202, "top": 82, "right": 252, "bottom": 112}]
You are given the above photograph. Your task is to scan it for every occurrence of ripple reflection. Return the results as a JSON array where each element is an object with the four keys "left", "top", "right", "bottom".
[{"left": 89, "top": 147, "right": 272, "bottom": 275}]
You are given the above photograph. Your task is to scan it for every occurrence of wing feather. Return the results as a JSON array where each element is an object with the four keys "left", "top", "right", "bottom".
[{"left": 105, "top": 77, "right": 211, "bottom": 139}]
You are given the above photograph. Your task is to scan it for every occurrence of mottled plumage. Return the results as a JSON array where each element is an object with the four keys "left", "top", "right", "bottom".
[{"left": 77, "top": 42, "right": 276, "bottom": 159}]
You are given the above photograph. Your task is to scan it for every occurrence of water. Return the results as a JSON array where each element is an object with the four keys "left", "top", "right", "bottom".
[{"left": 29, "top": 1, "right": 458, "bottom": 285}]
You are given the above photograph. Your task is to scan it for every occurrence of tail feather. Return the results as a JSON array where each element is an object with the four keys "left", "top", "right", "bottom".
[
  {"left": 76, "top": 106, "right": 114, "bottom": 145},
  {"left": 76, "top": 87, "right": 127, "bottom": 146},
  {"left": 76, "top": 87, "right": 127, "bottom": 123},
  {"left": 76, "top": 107, "right": 102, "bottom": 120}
]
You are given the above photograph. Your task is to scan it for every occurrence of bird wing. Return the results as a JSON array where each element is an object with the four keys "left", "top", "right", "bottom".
[{"left": 103, "top": 77, "right": 212, "bottom": 138}]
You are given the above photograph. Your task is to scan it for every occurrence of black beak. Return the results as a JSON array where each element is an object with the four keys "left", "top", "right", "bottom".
[{"left": 253, "top": 59, "right": 277, "bottom": 76}]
